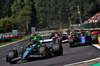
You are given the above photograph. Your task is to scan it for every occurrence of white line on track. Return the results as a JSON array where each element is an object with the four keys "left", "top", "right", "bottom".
[
  {"left": 93, "top": 44, "right": 100, "bottom": 49},
  {"left": 64, "top": 57, "right": 100, "bottom": 66},
  {"left": 64, "top": 44, "right": 100, "bottom": 66}
]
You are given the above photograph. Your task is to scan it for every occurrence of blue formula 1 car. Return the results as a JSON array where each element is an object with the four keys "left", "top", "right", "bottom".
[
  {"left": 6, "top": 39, "right": 63, "bottom": 64},
  {"left": 69, "top": 32, "right": 98, "bottom": 48}
]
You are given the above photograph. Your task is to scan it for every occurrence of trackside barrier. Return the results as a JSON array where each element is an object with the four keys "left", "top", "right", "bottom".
[
  {"left": 0, "top": 35, "right": 23, "bottom": 43},
  {"left": 72, "top": 20, "right": 100, "bottom": 29},
  {"left": 35, "top": 30, "right": 55, "bottom": 37},
  {"left": 34, "top": 28, "right": 69, "bottom": 37}
]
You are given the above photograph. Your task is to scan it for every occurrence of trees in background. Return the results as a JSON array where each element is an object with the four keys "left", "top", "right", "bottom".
[{"left": 0, "top": 0, "right": 100, "bottom": 32}]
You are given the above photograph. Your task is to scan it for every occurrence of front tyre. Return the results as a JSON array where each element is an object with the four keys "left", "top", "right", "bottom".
[
  {"left": 6, "top": 49, "right": 18, "bottom": 64},
  {"left": 29, "top": 37, "right": 33, "bottom": 41},
  {"left": 39, "top": 45, "right": 51, "bottom": 58}
]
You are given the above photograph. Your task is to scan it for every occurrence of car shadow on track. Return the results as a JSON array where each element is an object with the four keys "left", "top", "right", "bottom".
[
  {"left": 11, "top": 56, "right": 61, "bottom": 65},
  {"left": 70, "top": 43, "right": 92, "bottom": 48}
]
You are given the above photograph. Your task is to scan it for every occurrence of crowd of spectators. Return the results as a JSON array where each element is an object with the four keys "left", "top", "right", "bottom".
[{"left": 84, "top": 12, "right": 100, "bottom": 24}]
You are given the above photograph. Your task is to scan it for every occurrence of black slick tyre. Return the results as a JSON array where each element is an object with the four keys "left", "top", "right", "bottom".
[
  {"left": 69, "top": 37, "right": 75, "bottom": 48},
  {"left": 6, "top": 49, "right": 18, "bottom": 64},
  {"left": 58, "top": 37, "right": 62, "bottom": 44},
  {"left": 52, "top": 43, "right": 63, "bottom": 56},
  {"left": 39, "top": 45, "right": 51, "bottom": 58},
  {"left": 91, "top": 34, "right": 98, "bottom": 44}
]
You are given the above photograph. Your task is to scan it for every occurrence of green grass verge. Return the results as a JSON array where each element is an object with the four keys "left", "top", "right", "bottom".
[{"left": 0, "top": 36, "right": 30, "bottom": 46}]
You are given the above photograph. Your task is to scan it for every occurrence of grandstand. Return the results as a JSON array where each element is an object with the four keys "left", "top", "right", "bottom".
[{"left": 84, "top": 12, "right": 100, "bottom": 24}]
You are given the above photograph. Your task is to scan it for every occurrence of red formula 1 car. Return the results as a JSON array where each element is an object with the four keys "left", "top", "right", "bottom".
[
  {"left": 91, "top": 30, "right": 99, "bottom": 34},
  {"left": 50, "top": 31, "right": 62, "bottom": 39},
  {"left": 57, "top": 33, "right": 72, "bottom": 44}
]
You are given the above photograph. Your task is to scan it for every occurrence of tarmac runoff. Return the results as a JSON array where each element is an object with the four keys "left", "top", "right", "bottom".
[{"left": 64, "top": 44, "right": 100, "bottom": 66}]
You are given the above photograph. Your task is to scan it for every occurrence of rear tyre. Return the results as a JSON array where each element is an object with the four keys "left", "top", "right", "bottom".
[
  {"left": 69, "top": 37, "right": 75, "bottom": 48},
  {"left": 85, "top": 36, "right": 92, "bottom": 44},
  {"left": 58, "top": 37, "right": 62, "bottom": 44},
  {"left": 6, "top": 49, "right": 18, "bottom": 64},
  {"left": 91, "top": 34, "right": 98, "bottom": 44},
  {"left": 52, "top": 43, "right": 63, "bottom": 56},
  {"left": 53, "top": 38, "right": 56, "bottom": 44}
]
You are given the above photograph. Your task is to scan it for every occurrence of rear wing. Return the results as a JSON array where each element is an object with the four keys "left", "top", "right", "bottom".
[
  {"left": 91, "top": 30, "right": 99, "bottom": 34},
  {"left": 40, "top": 39, "right": 55, "bottom": 43},
  {"left": 77, "top": 30, "right": 84, "bottom": 33}
]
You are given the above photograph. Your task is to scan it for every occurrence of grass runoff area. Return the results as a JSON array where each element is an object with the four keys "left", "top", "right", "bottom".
[{"left": 0, "top": 36, "right": 30, "bottom": 46}]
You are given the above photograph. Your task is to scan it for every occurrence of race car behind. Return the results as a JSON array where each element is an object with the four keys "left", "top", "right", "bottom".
[
  {"left": 69, "top": 32, "right": 98, "bottom": 48},
  {"left": 50, "top": 31, "right": 62, "bottom": 39},
  {"left": 57, "top": 33, "right": 71, "bottom": 44},
  {"left": 29, "top": 34, "right": 42, "bottom": 41}
]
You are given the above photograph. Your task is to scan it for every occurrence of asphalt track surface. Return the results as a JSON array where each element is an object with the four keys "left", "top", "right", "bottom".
[{"left": 0, "top": 38, "right": 100, "bottom": 66}]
